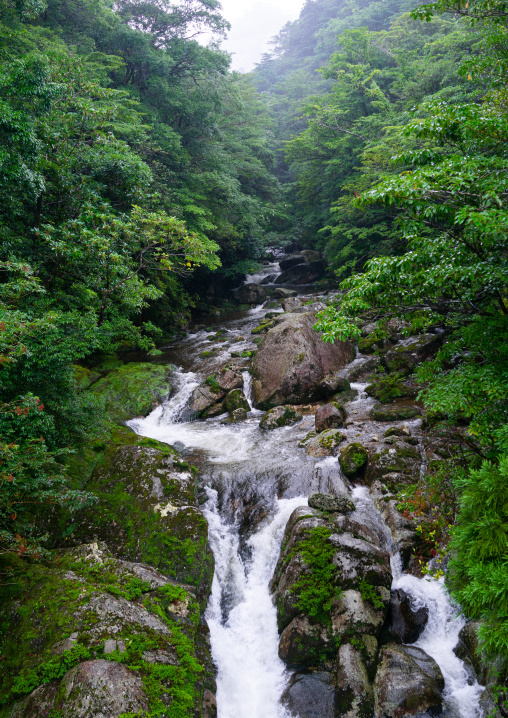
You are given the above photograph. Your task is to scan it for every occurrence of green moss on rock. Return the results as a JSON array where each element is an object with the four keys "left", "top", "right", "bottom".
[
  {"left": 91, "top": 363, "right": 174, "bottom": 424},
  {"left": 339, "top": 443, "right": 368, "bottom": 478}
]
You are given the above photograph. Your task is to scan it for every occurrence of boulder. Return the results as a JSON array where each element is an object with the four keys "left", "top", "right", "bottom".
[
  {"left": 279, "top": 253, "right": 307, "bottom": 271},
  {"left": 272, "top": 508, "right": 392, "bottom": 641},
  {"left": 373, "top": 644, "right": 444, "bottom": 718},
  {"left": 384, "top": 334, "right": 443, "bottom": 374},
  {"left": 223, "top": 388, "right": 249, "bottom": 413},
  {"left": 305, "top": 429, "right": 346, "bottom": 457},
  {"left": 259, "top": 405, "right": 303, "bottom": 430},
  {"left": 216, "top": 367, "right": 243, "bottom": 391},
  {"left": 316, "top": 374, "right": 352, "bottom": 399},
  {"left": 366, "top": 376, "right": 418, "bottom": 404},
  {"left": 260, "top": 273, "right": 278, "bottom": 284},
  {"left": 71, "top": 443, "right": 214, "bottom": 603},
  {"left": 235, "top": 283, "right": 267, "bottom": 305},
  {"left": 273, "top": 287, "right": 298, "bottom": 299},
  {"left": 276, "top": 260, "right": 326, "bottom": 285},
  {"left": 315, "top": 402, "right": 346, "bottom": 432},
  {"left": 279, "top": 615, "right": 332, "bottom": 664},
  {"left": 453, "top": 621, "right": 487, "bottom": 683},
  {"left": 389, "top": 589, "right": 429, "bottom": 643},
  {"left": 335, "top": 643, "right": 374, "bottom": 718},
  {"left": 222, "top": 408, "right": 248, "bottom": 423},
  {"left": 308, "top": 493, "right": 355, "bottom": 513},
  {"left": 339, "top": 443, "right": 369, "bottom": 478},
  {"left": 365, "top": 444, "right": 421, "bottom": 489},
  {"left": 186, "top": 383, "right": 226, "bottom": 419},
  {"left": 282, "top": 297, "right": 302, "bottom": 311},
  {"left": 370, "top": 402, "right": 421, "bottom": 421},
  {"left": 281, "top": 671, "right": 336, "bottom": 718},
  {"left": 90, "top": 362, "right": 173, "bottom": 423},
  {"left": 252, "top": 311, "right": 354, "bottom": 409}
]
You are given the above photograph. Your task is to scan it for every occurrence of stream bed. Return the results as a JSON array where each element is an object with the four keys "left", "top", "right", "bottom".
[{"left": 129, "top": 272, "right": 484, "bottom": 718}]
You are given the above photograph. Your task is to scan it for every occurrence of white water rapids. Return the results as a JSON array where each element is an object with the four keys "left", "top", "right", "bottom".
[{"left": 127, "top": 285, "right": 485, "bottom": 718}]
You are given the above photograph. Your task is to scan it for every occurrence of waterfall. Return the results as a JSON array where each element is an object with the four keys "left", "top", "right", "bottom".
[{"left": 203, "top": 491, "right": 306, "bottom": 718}]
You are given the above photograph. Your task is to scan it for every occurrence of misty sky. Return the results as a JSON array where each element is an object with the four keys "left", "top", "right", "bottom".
[{"left": 219, "top": 0, "right": 306, "bottom": 72}]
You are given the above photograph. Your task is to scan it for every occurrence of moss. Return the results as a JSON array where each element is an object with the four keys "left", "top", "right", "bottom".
[
  {"left": 90, "top": 363, "right": 174, "bottom": 424},
  {"left": 365, "top": 373, "right": 416, "bottom": 404},
  {"left": 223, "top": 389, "right": 249, "bottom": 412},
  {"left": 339, "top": 443, "right": 368, "bottom": 478},
  {"left": 204, "top": 375, "right": 221, "bottom": 393},
  {"left": 0, "top": 554, "right": 212, "bottom": 718},
  {"left": 370, "top": 404, "right": 421, "bottom": 421},
  {"left": 288, "top": 526, "right": 341, "bottom": 626}
]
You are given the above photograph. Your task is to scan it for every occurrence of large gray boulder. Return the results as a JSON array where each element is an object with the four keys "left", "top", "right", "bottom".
[
  {"left": 271, "top": 507, "right": 391, "bottom": 667},
  {"left": 252, "top": 312, "right": 354, "bottom": 409},
  {"left": 276, "top": 260, "right": 326, "bottom": 285},
  {"left": 281, "top": 671, "right": 336, "bottom": 718},
  {"left": 373, "top": 644, "right": 444, "bottom": 718},
  {"left": 384, "top": 333, "right": 443, "bottom": 374},
  {"left": 236, "top": 283, "right": 266, "bottom": 304}
]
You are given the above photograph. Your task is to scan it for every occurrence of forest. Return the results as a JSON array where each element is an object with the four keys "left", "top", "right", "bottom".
[{"left": 0, "top": 0, "right": 507, "bottom": 714}]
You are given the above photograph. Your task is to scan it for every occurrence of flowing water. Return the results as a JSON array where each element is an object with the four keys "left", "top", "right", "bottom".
[{"left": 128, "top": 269, "right": 484, "bottom": 718}]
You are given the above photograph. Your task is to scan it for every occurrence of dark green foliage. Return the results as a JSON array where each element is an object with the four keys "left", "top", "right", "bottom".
[{"left": 448, "top": 427, "right": 508, "bottom": 665}]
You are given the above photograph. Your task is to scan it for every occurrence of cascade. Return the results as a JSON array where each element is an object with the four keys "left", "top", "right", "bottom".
[{"left": 129, "top": 263, "right": 484, "bottom": 718}]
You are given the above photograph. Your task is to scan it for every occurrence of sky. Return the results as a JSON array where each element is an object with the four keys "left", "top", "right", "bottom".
[{"left": 218, "top": 0, "right": 306, "bottom": 73}]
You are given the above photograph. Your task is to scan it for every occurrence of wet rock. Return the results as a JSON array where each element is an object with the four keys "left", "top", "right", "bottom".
[
  {"left": 272, "top": 508, "right": 392, "bottom": 644},
  {"left": 282, "top": 296, "right": 302, "bottom": 311},
  {"left": 384, "top": 426, "right": 411, "bottom": 438},
  {"left": 222, "top": 407, "right": 248, "bottom": 423},
  {"left": 366, "top": 376, "right": 418, "bottom": 404},
  {"left": 372, "top": 493, "right": 418, "bottom": 568},
  {"left": 347, "top": 356, "right": 381, "bottom": 381},
  {"left": 384, "top": 334, "right": 443, "bottom": 375},
  {"left": 203, "top": 689, "right": 217, "bottom": 718},
  {"left": 316, "top": 374, "right": 351, "bottom": 400},
  {"left": 305, "top": 429, "right": 346, "bottom": 457},
  {"left": 187, "top": 382, "right": 226, "bottom": 418},
  {"left": 339, "top": 443, "right": 368, "bottom": 478},
  {"left": 389, "top": 589, "right": 429, "bottom": 644},
  {"left": 308, "top": 493, "right": 355, "bottom": 513},
  {"left": 315, "top": 402, "right": 346, "bottom": 432},
  {"left": 274, "top": 287, "right": 298, "bottom": 298},
  {"left": 260, "top": 273, "right": 278, "bottom": 284},
  {"left": 252, "top": 311, "right": 353, "bottom": 409},
  {"left": 332, "top": 589, "right": 389, "bottom": 638},
  {"left": 370, "top": 402, "right": 421, "bottom": 422},
  {"left": 279, "top": 253, "right": 308, "bottom": 271},
  {"left": 216, "top": 367, "right": 243, "bottom": 391},
  {"left": 279, "top": 615, "right": 332, "bottom": 664},
  {"left": 365, "top": 444, "right": 421, "bottom": 488},
  {"left": 202, "top": 402, "right": 225, "bottom": 418},
  {"left": 335, "top": 642, "right": 374, "bottom": 718},
  {"left": 281, "top": 671, "right": 336, "bottom": 718},
  {"left": 235, "top": 283, "right": 267, "bottom": 304},
  {"left": 453, "top": 621, "right": 486, "bottom": 683},
  {"left": 373, "top": 644, "right": 444, "bottom": 718},
  {"left": 276, "top": 259, "right": 327, "bottom": 285},
  {"left": 90, "top": 362, "right": 173, "bottom": 423},
  {"left": 259, "top": 405, "right": 303, "bottom": 430},
  {"left": 223, "top": 388, "right": 249, "bottom": 413}
]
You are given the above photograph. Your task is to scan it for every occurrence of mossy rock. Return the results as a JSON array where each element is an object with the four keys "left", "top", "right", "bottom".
[
  {"left": 370, "top": 403, "right": 421, "bottom": 421},
  {"left": 0, "top": 544, "right": 213, "bottom": 717},
  {"left": 90, "top": 363, "right": 174, "bottom": 424},
  {"left": 259, "top": 405, "right": 303, "bottom": 430},
  {"left": 365, "top": 375, "right": 417, "bottom": 404},
  {"left": 339, "top": 443, "right": 368, "bottom": 478},
  {"left": 72, "top": 364, "right": 101, "bottom": 391},
  {"left": 223, "top": 389, "right": 249, "bottom": 412},
  {"left": 365, "top": 444, "right": 421, "bottom": 488},
  {"left": 305, "top": 429, "right": 346, "bottom": 457},
  {"left": 251, "top": 321, "right": 273, "bottom": 335},
  {"left": 69, "top": 445, "right": 214, "bottom": 607}
]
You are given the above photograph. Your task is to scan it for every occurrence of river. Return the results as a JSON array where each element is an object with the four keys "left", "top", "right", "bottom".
[{"left": 128, "top": 265, "right": 484, "bottom": 718}]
